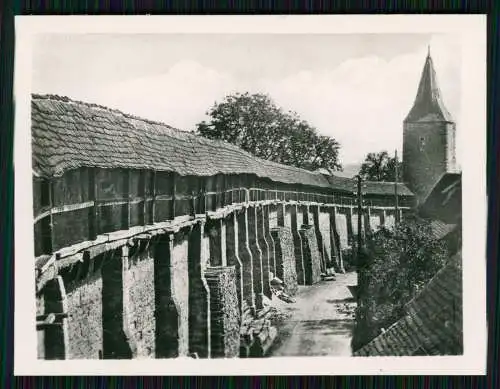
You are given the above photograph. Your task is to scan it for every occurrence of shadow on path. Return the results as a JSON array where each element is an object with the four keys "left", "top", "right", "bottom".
[{"left": 268, "top": 272, "right": 358, "bottom": 357}]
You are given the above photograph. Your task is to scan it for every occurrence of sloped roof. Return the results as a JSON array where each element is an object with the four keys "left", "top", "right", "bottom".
[
  {"left": 323, "top": 174, "right": 414, "bottom": 197},
  {"left": 354, "top": 251, "right": 463, "bottom": 356},
  {"left": 404, "top": 51, "right": 454, "bottom": 123},
  {"left": 429, "top": 220, "right": 458, "bottom": 241},
  {"left": 420, "top": 172, "right": 462, "bottom": 224},
  {"left": 31, "top": 94, "right": 331, "bottom": 188}
]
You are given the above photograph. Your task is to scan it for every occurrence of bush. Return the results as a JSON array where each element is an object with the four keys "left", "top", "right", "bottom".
[
  {"left": 341, "top": 247, "right": 356, "bottom": 271},
  {"left": 353, "top": 215, "right": 449, "bottom": 350}
]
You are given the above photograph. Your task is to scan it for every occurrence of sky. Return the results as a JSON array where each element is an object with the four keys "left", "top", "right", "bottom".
[{"left": 32, "top": 33, "right": 462, "bottom": 167}]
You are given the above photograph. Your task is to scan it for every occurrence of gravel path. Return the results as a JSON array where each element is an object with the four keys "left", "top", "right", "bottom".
[{"left": 268, "top": 272, "right": 358, "bottom": 357}]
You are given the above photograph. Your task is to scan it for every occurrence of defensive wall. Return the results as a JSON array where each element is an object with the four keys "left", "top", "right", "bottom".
[{"left": 32, "top": 94, "right": 415, "bottom": 359}]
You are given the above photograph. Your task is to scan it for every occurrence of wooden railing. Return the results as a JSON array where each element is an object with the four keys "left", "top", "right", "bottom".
[{"left": 33, "top": 168, "right": 415, "bottom": 258}]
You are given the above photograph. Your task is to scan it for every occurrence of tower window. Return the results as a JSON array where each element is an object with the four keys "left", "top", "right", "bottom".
[{"left": 419, "top": 137, "right": 426, "bottom": 151}]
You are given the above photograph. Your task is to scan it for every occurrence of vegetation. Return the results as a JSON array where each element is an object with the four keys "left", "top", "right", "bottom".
[
  {"left": 195, "top": 92, "right": 342, "bottom": 172},
  {"left": 352, "top": 215, "right": 449, "bottom": 351},
  {"left": 358, "top": 150, "right": 402, "bottom": 182}
]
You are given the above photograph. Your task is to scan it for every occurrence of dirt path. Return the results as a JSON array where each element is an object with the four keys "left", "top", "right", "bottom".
[{"left": 268, "top": 272, "right": 358, "bottom": 357}]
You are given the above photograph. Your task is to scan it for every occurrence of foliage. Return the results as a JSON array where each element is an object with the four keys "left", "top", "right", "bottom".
[
  {"left": 195, "top": 92, "right": 342, "bottom": 172},
  {"left": 352, "top": 215, "right": 449, "bottom": 350},
  {"left": 358, "top": 150, "right": 402, "bottom": 181}
]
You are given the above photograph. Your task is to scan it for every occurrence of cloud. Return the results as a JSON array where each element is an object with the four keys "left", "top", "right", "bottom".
[
  {"left": 262, "top": 34, "right": 461, "bottom": 165},
  {"left": 66, "top": 34, "right": 461, "bottom": 166},
  {"left": 88, "top": 59, "right": 238, "bottom": 131}
]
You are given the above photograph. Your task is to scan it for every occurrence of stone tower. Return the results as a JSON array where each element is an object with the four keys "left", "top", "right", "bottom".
[{"left": 403, "top": 48, "right": 457, "bottom": 204}]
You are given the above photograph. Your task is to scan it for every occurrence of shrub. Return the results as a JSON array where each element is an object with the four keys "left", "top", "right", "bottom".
[{"left": 353, "top": 215, "right": 449, "bottom": 350}]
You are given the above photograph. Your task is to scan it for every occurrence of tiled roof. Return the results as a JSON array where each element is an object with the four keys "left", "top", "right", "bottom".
[
  {"left": 323, "top": 174, "right": 414, "bottom": 197},
  {"left": 31, "top": 94, "right": 331, "bottom": 188},
  {"left": 404, "top": 52, "right": 454, "bottom": 123},
  {"left": 32, "top": 94, "right": 415, "bottom": 199},
  {"left": 354, "top": 251, "right": 462, "bottom": 356},
  {"left": 429, "top": 220, "right": 458, "bottom": 241},
  {"left": 420, "top": 172, "right": 462, "bottom": 224}
]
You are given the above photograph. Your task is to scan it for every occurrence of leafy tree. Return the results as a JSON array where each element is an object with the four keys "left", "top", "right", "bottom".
[
  {"left": 196, "top": 92, "right": 342, "bottom": 172},
  {"left": 359, "top": 151, "right": 402, "bottom": 181},
  {"left": 352, "top": 215, "right": 449, "bottom": 350}
]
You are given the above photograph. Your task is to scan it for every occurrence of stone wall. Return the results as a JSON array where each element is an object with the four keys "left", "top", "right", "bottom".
[
  {"left": 188, "top": 222, "right": 211, "bottom": 358},
  {"left": 171, "top": 235, "right": 190, "bottom": 356},
  {"left": 269, "top": 207, "right": 278, "bottom": 229},
  {"left": 290, "top": 205, "right": 305, "bottom": 285},
  {"left": 318, "top": 211, "right": 333, "bottom": 267},
  {"left": 101, "top": 249, "right": 133, "bottom": 359},
  {"left": 385, "top": 212, "right": 396, "bottom": 229},
  {"left": 299, "top": 225, "right": 322, "bottom": 285},
  {"left": 270, "top": 227, "right": 298, "bottom": 296},
  {"left": 37, "top": 196, "right": 412, "bottom": 360},
  {"left": 124, "top": 245, "right": 156, "bottom": 358},
  {"left": 335, "top": 211, "right": 349, "bottom": 249},
  {"left": 369, "top": 211, "right": 383, "bottom": 232},
  {"left": 205, "top": 266, "right": 240, "bottom": 358},
  {"left": 66, "top": 274, "right": 103, "bottom": 359}
]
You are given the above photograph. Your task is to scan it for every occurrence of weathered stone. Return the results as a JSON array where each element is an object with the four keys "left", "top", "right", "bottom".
[
  {"left": 270, "top": 227, "right": 298, "bottom": 296},
  {"left": 237, "top": 209, "right": 255, "bottom": 311},
  {"left": 187, "top": 223, "right": 211, "bottom": 358},
  {"left": 205, "top": 266, "right": 240, "bottom": 358},
  {"left": 299, "top": 225, "right": 322, "bottom": 285}
]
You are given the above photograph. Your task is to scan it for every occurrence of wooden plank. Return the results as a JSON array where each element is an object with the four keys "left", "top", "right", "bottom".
[
  {"left": 221, "top": 174, "right": 227, "bottom": 207},
  {"left": 42, "top": 180, "right": 54, "bottom": 255},
  {"left": 123, "top": 169, "right": 131, "bottom": 230},
  {"left": 142, "top": 169, "right": 147, "bottom": 226},
  {"left": 151, "top": 171, "right": 157, "bottom": 224},
  {"left": 88, "top": 168, "right": 98, "bottom": 240},
  {"left": 33, "top": 207, "right": 51, "bottom": 224},
  {"left": 170, "top": 172, "right": 177, "bottom": 219}
]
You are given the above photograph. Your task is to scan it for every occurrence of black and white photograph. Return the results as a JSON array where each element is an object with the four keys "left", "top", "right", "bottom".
[{"left": 14, "top": 15, "right": 486, "bottom": 375}]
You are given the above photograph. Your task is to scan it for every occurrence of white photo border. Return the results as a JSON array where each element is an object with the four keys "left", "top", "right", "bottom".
[{"left": 14, "top": 14, "right": 487, "bottom": 376}]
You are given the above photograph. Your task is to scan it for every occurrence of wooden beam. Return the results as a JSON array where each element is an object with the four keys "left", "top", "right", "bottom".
[
  {"left": 41, "top": 179, "right": 54, "bottom": 255},
  {"left": 221, "top": 174, "right": 227, "bottom": 207},
  {"left": 150, "top": 170, "right": 157, "bottom": 224},
  {"left": 123, "top": 169, "right": 131, "bottom": 230},
  {"left": 170, "top": 172, "right": 177, "bottom": 219},
  {"left": 142, "top": 169, "right": 147, "bottom": 226},
  {"left": 88, "top": 168, "right": 98, "bottom": 241}
]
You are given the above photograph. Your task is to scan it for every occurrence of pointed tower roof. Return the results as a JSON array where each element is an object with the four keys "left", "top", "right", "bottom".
[{"left": 404, "top": 48, "right": 454, "bottom": 123}]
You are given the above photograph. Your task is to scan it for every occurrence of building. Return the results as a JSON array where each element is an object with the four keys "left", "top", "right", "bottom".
[
  {"left": 403, "top": 47, "right": 459, "bottom": 204},
  {"left": 354, "top": 49, "right": 463, "bottom": 357}
]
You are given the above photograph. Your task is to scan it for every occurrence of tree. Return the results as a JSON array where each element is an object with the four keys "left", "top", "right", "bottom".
[
  {"left": 359, "top": 151, "right": 402, "bottom": 181},
  {"left": 352, "top": 215, "right": 449, "bottom": 350},
  {"left": 195, "top": 92, "right": 342, "bottom": 172}
]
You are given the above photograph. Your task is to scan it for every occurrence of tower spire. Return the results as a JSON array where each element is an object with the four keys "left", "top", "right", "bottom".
[{"left": 404, "top": 49, "right": 453, "bottom": 123}]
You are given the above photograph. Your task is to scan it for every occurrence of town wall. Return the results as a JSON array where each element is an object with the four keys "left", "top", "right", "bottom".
[{"left": 34, "top": 167, "right": 412, "bottom": 359}]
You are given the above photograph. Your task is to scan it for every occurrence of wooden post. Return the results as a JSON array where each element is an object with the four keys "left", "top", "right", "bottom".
[
  {"left": 222, "top": 174, "right": 227, "bottom": 207},
  {"left": 123, "top": 169, "right": 131, "bottom": 230},
  {"left": 142, "top": 169, "right": 147, "bottom": 226},
  {"left": 42, "top": 179, "right": 55, "bottom": 254},
  {"left": 356, "top": 175, "right": 363, "bottom": 260},
  {"left": 231, "top": 175, "right": 235, "bottom": 205},
  {"left": 150, "top": 171, "right": 156, "bottom": 224},
  {"left": 170, "top": 172, "right": 177, "bottom": 220},
  {"left": 201, "top": 176, "right": 207, "bottom": 214},
  {"left": 394, "top": 149, "right": 399, "bottom": 228},
  {"left": 88, "top": 168, "right": 98, "bottom": 241}
]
